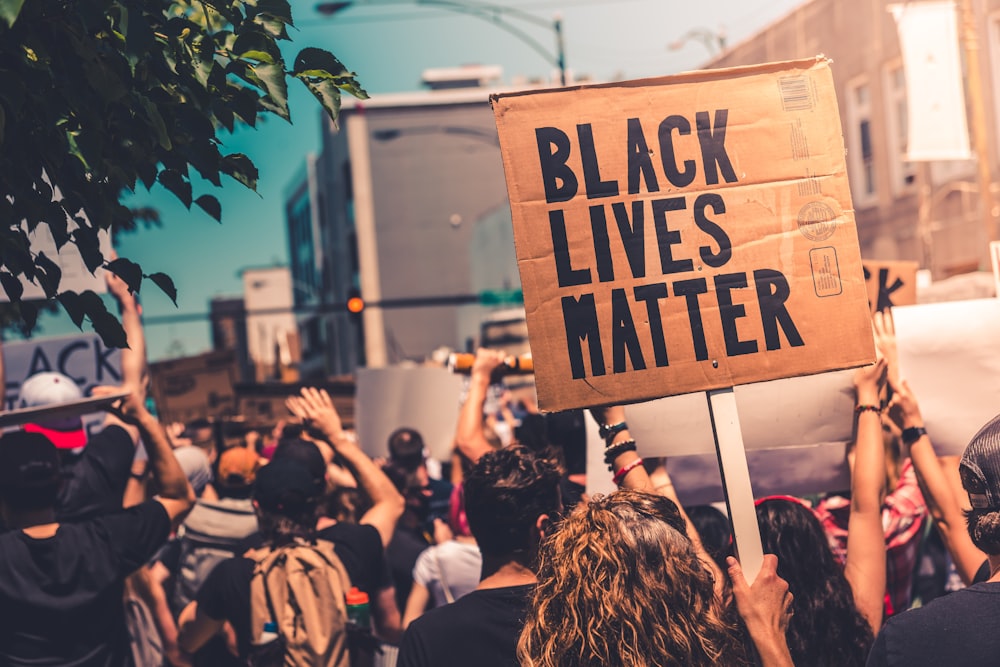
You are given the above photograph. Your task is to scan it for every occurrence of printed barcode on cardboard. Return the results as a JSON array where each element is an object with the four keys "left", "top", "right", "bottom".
[{"left": 779, "top": 76, "right": 812, "bottom": 111}]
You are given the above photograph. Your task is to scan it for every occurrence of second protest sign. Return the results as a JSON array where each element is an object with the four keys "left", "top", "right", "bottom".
[{"left": 492, "top": 56, "right": 874, "bottom": 411}]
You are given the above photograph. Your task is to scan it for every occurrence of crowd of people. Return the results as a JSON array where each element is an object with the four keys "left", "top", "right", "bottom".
[{"left": 1, "top": 270, "right": 999, "bottom": 667}]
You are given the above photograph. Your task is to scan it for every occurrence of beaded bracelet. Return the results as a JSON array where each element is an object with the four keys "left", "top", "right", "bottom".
[
  {"left": 604, "top": 439, "right": 637, "bottom": 469},
  {"left": 855, "top": 404, "right": 882, "bottom": 415},
  {"left": 613, "top": 457, "right": 644, "bottom": 486},
  {"left": 599, "top": 421, "right": 629, "bottom": 443}
]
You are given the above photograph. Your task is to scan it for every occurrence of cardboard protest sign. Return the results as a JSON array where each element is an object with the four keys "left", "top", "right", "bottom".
[
  {"left": 149, "top": 351, "right": 237, "bottom": 424},
  {"left": 234, "top": 378, "right": 356, "bottom": 430},
  {"left": 3, "top": 334, "right": 123, "bottom": 436},
  {"left": 863, "top": 260, "right": 918, "bottom": 313},
  {"left": 893, "top": 298, "right": 1000, "bottom": 456},
  {"left": 3, "top": 334, "right": 124, "bottom": 408},
  {"left": 492, "top": 57, "right": 874, "bottom": 411},
  {"left": 355, "top": 366, "right": 465, "bottom": 461}
]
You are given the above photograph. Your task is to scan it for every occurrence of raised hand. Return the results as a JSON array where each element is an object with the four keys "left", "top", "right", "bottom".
[{"left": 286, "top": 386, "right": 344, "bottom": 442}]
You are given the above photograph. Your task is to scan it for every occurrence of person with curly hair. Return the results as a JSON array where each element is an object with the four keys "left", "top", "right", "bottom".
[
  {"left": 518, "top": 489, "right": 746, "bottom": 666},
  {"left": 516, "top": 403, "right": 795, "bottom": 667}
]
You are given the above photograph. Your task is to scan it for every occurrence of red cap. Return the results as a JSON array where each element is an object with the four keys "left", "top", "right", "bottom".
[
  {"left": 23, "top": 422, "right": 87, "bottom": 451},
  {"left": 345, "top": 587, "right": 369, "bottom": 605}
]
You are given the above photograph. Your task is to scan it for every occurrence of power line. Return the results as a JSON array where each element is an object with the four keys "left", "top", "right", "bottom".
[{"left": 140, "top": 293, "right": 490, "bottom": 326}]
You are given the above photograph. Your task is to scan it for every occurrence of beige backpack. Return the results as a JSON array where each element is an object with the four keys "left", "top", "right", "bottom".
[{"left": 247, "top": 539, "right": 352, "bottom": 667}]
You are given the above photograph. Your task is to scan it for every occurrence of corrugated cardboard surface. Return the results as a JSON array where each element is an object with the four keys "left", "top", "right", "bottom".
[
  {"left": 149, "top": 351, "right": 237, "bottom": 424},
  {"left": 863, "top": 259, "right": 918, "bottom": 313},
  {"left": 492, "top": 56, "right": 874, "bottom": 411}
]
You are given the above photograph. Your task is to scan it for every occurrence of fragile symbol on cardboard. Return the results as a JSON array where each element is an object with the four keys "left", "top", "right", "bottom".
[{"left": 491, "top": 57, "right": 874, "bottom": 411}]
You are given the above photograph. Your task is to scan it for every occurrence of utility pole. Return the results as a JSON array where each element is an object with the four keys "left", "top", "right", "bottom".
[{"left": 959, "top": 0, "right": 997, "bottom": 243}]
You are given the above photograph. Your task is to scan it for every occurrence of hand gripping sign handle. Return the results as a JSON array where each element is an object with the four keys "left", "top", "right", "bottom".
[{"left": 706, "top": 387, "right": 764, "bottom": 583}]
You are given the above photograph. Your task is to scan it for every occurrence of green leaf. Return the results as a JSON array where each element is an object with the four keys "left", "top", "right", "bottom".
[
  {"left": 71, "top": 226, "right": 106, "bottom": 274},
  {"left": 34, "top": 251, "right": 62, "bottom": 299},
  {"left": 106, "top": 257, "right": 143, "bottom": 293},
  {"left": 57, "top": 290, "right": 86, "bottom": 328},
  {"left": 256, "top": 16, "right": 289, "bottom": 40},
  {"left": 91, "top": 309, "right": 129, "bottom": 348},
  {"left": 252, "top": 62, "right": 289, "bottom": 120},
  {"left": 19, "top": 300, "right": 38, "bottom": 333},
  {"left": 138, "top": 98, "right": 172, "bottom": 151},
  {"left": 302, "top": 78, "right": 342, "bottom": 126},
  {"left": 195, "top": 194, "right": 222, "bottom": 222},
  {"left": 158, "top": 169, "right": 193, "bottom": 208},
  {"left": 292, "top": 47, "right": 350, "bottom": 78},
  {"left": 147, "top": 272, "right": 177, "bottom": 306},
  {"left": 252, "top": 0, "right": 293, "bottom": 24},
  {"left": 229, "top": 87, "right": 259, "bottom": 126},
  {"left": 232, "top": 31, "right": 282, "bottom": 65},
  {"left": 0, "top": 0, "right": 26, "bottom": 28},
  {"left": 0, "top": 103, "right": 5, "bottom": 147},
  {"left": 47, "top": 202, "right": 70, "bottom": 249},
  {"left": 220, "top": 153, "right": 258, "bottom": 191},
  {"left": 0, "top": 271, "right": 23, "bottom": 302},
  {"left": 123, "top": 8, "right": 156, "bottom": 56}
]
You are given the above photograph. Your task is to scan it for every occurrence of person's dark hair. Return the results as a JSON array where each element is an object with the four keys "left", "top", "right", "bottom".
[
  {"left": 272, "top": 438, "right": 326, "bottom": 486},
  {"left": 0, "top": 431, "right": 61, "bottom": 511},
  {"left": 514, "top": 414, "right": 566, "bottom": 473},
  {"left": 254, "top": 458, "right": 323, "bottom": 546},
  {"left": 184, "top": 418, "right": 218, "bottom": 449},
  {"left": 463, "top": 446, "right": 561, "bottom": 557},
  {"left": 519, "top": 490, "right": 741, "bottom": 667},
  {"left": 686, "top": 504, "right": 734, "bottom": 572},
  {"left": 965, "top": 509, "right": 1000, "bottom": 554},
  {"left": 387, "top": 427, "right": 425, "bottom": 471},
  {"left": 544, "top": 409, "right": 587, "bottom": 476},
  {"left": 755, "top": 498, "right": 873, "bottom": 667}
]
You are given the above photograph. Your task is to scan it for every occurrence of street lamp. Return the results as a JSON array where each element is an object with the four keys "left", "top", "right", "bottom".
[
  {"left": 668, "top": 27, "right": 727, "bottom": 56},
  {"left": 316, "top": 0, "right": 567, "bottom": 85}
]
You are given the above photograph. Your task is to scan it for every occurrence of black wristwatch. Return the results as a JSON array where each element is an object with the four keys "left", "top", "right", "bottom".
[{"left": 901, "top": 426, "right": 928, "bottom": 446}]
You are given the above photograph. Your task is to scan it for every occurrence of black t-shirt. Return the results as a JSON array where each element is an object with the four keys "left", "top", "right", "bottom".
[
  {"left": 198, "top": 522, "right": 389, "bottom": 659},
  {"left": 867, "top": 582, "right": 1000, "bottom": 666},
  {"left": 397, "top": 584, "right": 534, "bottom": 667},
  {"left": 0, "top": 501, "right": 171, "bottom": 667},
  {"left": 387, "top": 525, "right": 429, "bottom": 612},
  {"left": 57, "top": 425, "right": 135, "bottom": 523}
]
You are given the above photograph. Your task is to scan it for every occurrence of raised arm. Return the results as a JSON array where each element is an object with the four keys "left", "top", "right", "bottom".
[
  {"left": 588, "top": 404, "right": 725, "bottom": 594},
  {"left": 845, "top": 355, "right": 888, "bottom": 634},
  {"left": 453, "top": 348, "right": 506, "bottom": 464},
  {"left": 875, "top": 309, "right": 986, "bottom": 584},
  {"left": 94, "top": 384, "right": 194, "bottom": 526},
  {"left": 286, "top": 387, "right": 404, "bottom": 547},
  {"left": 103, "top": 267, "right": 147, "bottom": 426}
]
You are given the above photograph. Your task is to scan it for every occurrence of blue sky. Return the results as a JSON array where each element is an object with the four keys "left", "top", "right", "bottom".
[{"left": 72, "top": 0, "right": 806, "bottom": 361}]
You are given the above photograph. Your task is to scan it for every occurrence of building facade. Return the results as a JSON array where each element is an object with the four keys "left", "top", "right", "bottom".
[
  {"left": 241, "top": 266, "right": 298, "bottom": 382},
  {"left": 293, "top": 66, "right": 526, "bottom": 370},
  {"left": 705, "top": 0, "right": 1000, "bottom": 278}
]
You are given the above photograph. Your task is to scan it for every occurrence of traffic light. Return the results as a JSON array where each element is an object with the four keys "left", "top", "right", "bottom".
[{"left": 346, "top": 290, "right": 364, "bottom": 322}]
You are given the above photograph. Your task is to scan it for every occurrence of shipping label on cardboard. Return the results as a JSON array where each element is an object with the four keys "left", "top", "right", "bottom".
[
  {"left": 863, "top": 260, "right": 918, "bottom": 313},
  {"left": 491, "top": 57, "right": 875, "bottom": 411}
]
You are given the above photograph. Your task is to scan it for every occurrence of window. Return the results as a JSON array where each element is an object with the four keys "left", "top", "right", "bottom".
[
  {"left": 846, "top": 78, "right": 877, "bottom": 206},
  {"left": 883, "top": 62, "right": 916, "bottom": 196}
]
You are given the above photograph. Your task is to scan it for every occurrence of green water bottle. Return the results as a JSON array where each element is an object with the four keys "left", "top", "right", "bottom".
[{"left": 346, "top": 587, "right": 370, "bottom": 627}]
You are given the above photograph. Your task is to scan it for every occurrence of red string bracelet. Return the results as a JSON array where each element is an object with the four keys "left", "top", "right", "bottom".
[{"left": 613, "top": 457, "right": 644, "bottom": 486}]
